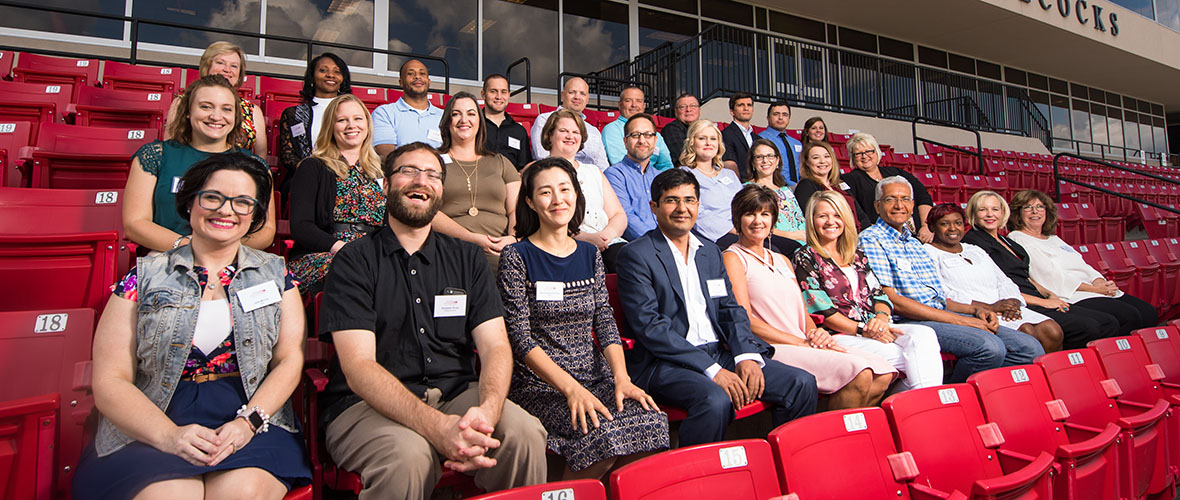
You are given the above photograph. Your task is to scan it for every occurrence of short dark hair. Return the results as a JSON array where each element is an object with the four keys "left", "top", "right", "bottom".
[
  {"left": 731, "top": 184, "right": 780, "bottom": 233},
  {"left": 483, "top": 73, "right": 508, "bottom": 90},
  {"left": 651, "top": 168, "right": 700, "bottom": 203},
  {"left": 300, "top": 52, "right": 352, "bottom": 103},
  {"left": 1009, "top": 190, "right": 1058, "bottom": 235},
  {"left": 514, "top": 157, "right": 586, "bottom": 238},
  {"left": 926, "top": 202, "right": 966, "bottom": 229},
  {"left": 399, "top": 58, "right": 426, "bottom": 77},
  {"left": 175, "top": 152, "right": 272, "bottom": 235},
  {"left": 767, "top": 100, "right": 790, "bottom": 115},
  {"left": 382, "top": 142, "right": 446, "bottom": 182},
  {"left": 746, "top": 138, "right": 785, "bottom": 187},
  {"left": 437, "top": 92, "right": 490, "bottom": 156},
  {"left": 729, "top": 92, "right": 753, "bottom": 110},
  {"left": 676, "top": 92, "right": 698, "bottom": 103},
  {"left": 624, "top": 113, "right": 656, "bottom": 134}
]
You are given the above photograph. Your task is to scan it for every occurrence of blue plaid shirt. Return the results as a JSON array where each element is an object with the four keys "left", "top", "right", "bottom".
[{"left": 858, "top": 218, "right": 947, "bottom": 310}]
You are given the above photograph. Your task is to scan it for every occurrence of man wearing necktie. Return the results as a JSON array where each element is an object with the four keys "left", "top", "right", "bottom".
[{"left": 758, "top": 101, "right": 802, "bottom": 187}]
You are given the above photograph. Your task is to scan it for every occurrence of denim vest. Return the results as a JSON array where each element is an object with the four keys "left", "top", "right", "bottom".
[{"left": 95, "top": 245, "right": 297, "bottom": 456}]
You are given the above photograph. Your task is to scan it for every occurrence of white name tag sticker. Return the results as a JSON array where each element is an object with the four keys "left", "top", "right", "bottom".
[
  {"left": 794, "top": 143, "right": 802, "bottom": 153},
  {"left": 439, "top": 153, "right": 452, "bottom": 164},
  {"left": 718, "top": 176, "right": 733, "bottom": 185},
  {"left": 171, "top": 176, "right": 183, "bottom": 193},
  {"left": 427, "top": 128, "right": 443, "bottom": 143},
  {"left": 236, "top": 281, "right": 282, "bottom": 312},
  {"left": 94, "top": 191, "right": 118, "bottom": 204},
  {"left": 541, "top": 488, "right": 575, "bottom": 500},
  {"left": 706, "top": 279, "right": 727, "bottom": 298},
  {"left": 1068, "top": 352, "right": 1085, "bottom": 365},
  {"left": 434, "top": 294, "right": 467, "bottom": 317},
  {"left": 290, "top": 122, "right": 305, "bottom": 138},
  {"left": 839, "top": 182, "right": 851, "bottom": 190},
  {"left": 897, "top": 258, "right": 913, "bottom": 272},
  {"left": 535, "top": 281, "right": 564, "bottom": 301},
  {"left": 938, "top": 388, "right": 959, "bottom": 404},
  {"left": 843, "top": 412, "right": 868, "bottom": 432},
  {"left": 33, "top": 312, "right": 68, "bottom": 333},
  {"left": 507, "top": 136, "right": 520, "bottom": 150},
  {"left": 1011, "top": 368, "right": 1029, "bottom": 383},
  {"left": 718, "top": 446, "right": 748, "bottom": 469}
]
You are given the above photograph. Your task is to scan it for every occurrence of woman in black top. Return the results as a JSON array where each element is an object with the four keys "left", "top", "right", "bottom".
[
  {"left": 278, "top": 52, "right": 352, "bottom": 193},
  {"left": 960, "top": 191, "right": 1118, "bottom": 349},
  {"left": 840, "top": 132, "right": 934, "bottom": 239}
]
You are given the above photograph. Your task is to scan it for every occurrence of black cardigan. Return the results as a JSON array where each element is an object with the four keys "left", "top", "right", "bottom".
[
  {"left": 288, "top": 157, "right": 345, "bottom": 261},
  {"left": 842, "top": 167, "right": 933, "bottom": 231}
]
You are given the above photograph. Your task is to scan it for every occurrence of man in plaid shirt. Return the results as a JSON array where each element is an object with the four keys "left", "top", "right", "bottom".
[{"left": 859, "top": 176, "right": 1043, "bottom": 383}]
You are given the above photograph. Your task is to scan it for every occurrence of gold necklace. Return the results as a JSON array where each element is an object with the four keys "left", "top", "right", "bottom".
[{"left": 454, "top": 158, "right": 480, "bottom": 216}]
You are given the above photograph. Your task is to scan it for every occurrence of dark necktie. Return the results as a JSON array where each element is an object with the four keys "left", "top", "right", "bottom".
[{"left": 780, "top": 132, "right": 798, "bottom": 183}]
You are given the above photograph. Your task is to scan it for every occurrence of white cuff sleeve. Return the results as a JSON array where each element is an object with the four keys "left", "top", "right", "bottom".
[
  {"left": 704, "top": 363, "right": 723, "bottom": 380},
  {"left": 734, "top": 353, "right": 765, "bottom": 368}
]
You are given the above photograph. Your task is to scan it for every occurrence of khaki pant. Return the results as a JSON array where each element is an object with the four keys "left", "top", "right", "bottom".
[{"left": 325, "top": 384, "right": 548, "bottom": 500}]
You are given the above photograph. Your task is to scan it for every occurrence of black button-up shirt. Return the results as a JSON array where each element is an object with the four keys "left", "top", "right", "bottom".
[
  {"left": 318, "top": 227, "right": 503, "bottom": 425},
  {"left": 484, "top": 113, "right": 533, "bottom": 170},
  {"left": 661, "top": 119, "right": 690, "bottom": 166}
]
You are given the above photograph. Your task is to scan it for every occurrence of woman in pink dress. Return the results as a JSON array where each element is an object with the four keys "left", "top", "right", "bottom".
[{"left": 721, "top": 184, "right": 896, "bottom": 409}]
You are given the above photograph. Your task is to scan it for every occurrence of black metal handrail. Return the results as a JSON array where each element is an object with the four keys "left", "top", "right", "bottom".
[
  {"left": 1051, "top": 152, "right": 1180, "bottom": 215},
  {"left": 0, "top": 1, "right": 451, "bottom": 93},
  {"left": 912, "top": 116, "right": 985, "bottom": 175},
  {"left": 1050, "top": 135, "right": 1173, "bottom": 166},
  {"left": 505, "top": 57, "right": 531, "bottom": 103}
]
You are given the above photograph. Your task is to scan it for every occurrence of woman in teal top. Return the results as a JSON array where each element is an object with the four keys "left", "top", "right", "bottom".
[
  {"left": 746, "top": 138, "right": 806, "bottom": 242},
  {"left": 124, "top": 75, "right": 276, "bottom": 253}
]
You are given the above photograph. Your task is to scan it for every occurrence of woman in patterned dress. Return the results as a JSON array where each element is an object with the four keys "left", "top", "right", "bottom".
[
  {"left": 498, "top": 157, "right": 669, "bottom": 481},
  {"left": 287, "top": 94, "right": 385, "bottom": 294},
  {"left": 746, "top": 138, "right": 806, "bottom": 243},
  {"left": 165, "top": 41, "right": 266, "bottom": 158}
]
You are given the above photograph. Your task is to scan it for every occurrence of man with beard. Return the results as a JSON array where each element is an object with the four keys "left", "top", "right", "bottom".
[
  {"left": 373, "top": 59, "right": 444, "bottom": 156},
  {"left": 605, "top": 112, "right": 661, "bottom": 241},
  {"left": 318, "top": 142, "right": 548, "bottom": 499},
  {"left": 480, "top": 73, "right": 532, "bottom": 170}
]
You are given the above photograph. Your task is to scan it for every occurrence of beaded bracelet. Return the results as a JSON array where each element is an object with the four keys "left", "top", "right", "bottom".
[{"left": 236, "top": 405, "right": 271, "bottom": 434}]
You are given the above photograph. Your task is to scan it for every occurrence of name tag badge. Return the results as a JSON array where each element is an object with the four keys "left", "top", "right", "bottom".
[
  {"left": 236, "top": 281, "right": 282, "bottom": 312},
  {"left": 794, "top": 143, "right": 802, "bottom": 153},
  {"left": 171, "top": 176, "right": 183, "bottom": 193},
  {"left": 719, "top": 176, "right": 733, "bottom": 185},
  {"left": 439, "top": 153, "right": 452, "bottom": 164},
  {"left": 839, "top": 182, "right": 851, "bottom": 190},
  {"left": 535, "top": 281, "right": 564, "bottom": 301},
  {"left": 897, "top": 258, "right": 913, "bottom": 272},
  {"left": 290, "top": 122, "right": 305, "bottom": 138},
  {"left": 706, "top": 278, "right": 727, "bottom": 298},
  {"left": 434, "top": 294, "right": 467, "bottom": 317},
  {"left": 427, "top": 128, "right": 443, "bottom": 143},
  {"left": 1061, "top": 245, "right": 1076, "bottom": 253},
  {"left": 865, "top": 273, "right": 881, "bottom": 290},
  {"left": 507, "top": 136, "right": 521, "bottom": 150}
]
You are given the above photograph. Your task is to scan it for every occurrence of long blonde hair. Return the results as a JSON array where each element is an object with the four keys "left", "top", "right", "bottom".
[
  {"left": 310, "top": 94, "right": 382, "bottom": 180},
  {"left": 805, "top": 191, "right": 859, "bottom": 265},
  {"left": 679, "top": 119, "right": 725, "bottom": 169}
]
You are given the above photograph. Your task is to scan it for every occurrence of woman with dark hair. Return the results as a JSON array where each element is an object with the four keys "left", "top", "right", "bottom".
[
  {"left": 278, "top": 52, "right": 352, "bottom": 186},
  {"left": 746, "top": 138, "right": 805, "bottom": 242},
  {"left": 74, "top": 153, "right": 310, "bottom": 500},
  {"left": 498, "top": 156, "right": 668, "bottom": 481},
  {"left": 793, "top": 141, "right": 861, "bottom": 231},
  {"left": 1006, "top": 190, "right": 1157, "bottom": 335},
  {"left": 924, "top": 203, "right": 1064, "bottom": 352},
  {"left": 286, "top": 94, "right": 384, "bottom": 294},
  {"left": 802, "top": 116, "right": 827, "bottom": 145},
  {"left": 432, "top": 91, "right": 521, "bottom": 270},
  {"left": 722, "top": 184, "right": 895, "bottom": 409},
  {"left": 165, "top": 41, "right": 267, "bottom": 158},
  {"left": 125, "top": 75, "right": 276, "bottom": 253}
]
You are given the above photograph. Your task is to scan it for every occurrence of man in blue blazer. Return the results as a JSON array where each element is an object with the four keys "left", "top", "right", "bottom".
[{"left": 615, "top": 168, "right": 817, "bottom": 447}]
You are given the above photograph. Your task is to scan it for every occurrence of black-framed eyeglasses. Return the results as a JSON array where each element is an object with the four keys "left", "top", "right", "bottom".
[
  {"left": 753, "top": 154, "right": 778, "bottom": 162},
  {"left": 394, "top": 165, "right": 443, "bottom": 181},
  {"left": 625, "top": 132, "right": 658, "bottom": 140},
  {"left": 659, "top": 196, "right": 699, "bottom": 206},
  {"left": 852, "top": 150, "right": 876, "bottom": 159},
  {"left": 197, "top": 191, "right": 258, "bottom": 215}
]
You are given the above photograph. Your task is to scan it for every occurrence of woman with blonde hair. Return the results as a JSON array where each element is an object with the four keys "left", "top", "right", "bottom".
[
  {"left": 678, "top": 119, "right": 742, "bottom": 244},
  {"left": 165, "top": 41, "right": 266, "bottom": 158},
  {"left": 287, "top": 94, "right": 385, "bottom": 293},
  {"left": 792, "top": 191, "right": 944, "bottom": 392},
  {"left": 793, "top": 141, "right": 862, "bottom": 231}
]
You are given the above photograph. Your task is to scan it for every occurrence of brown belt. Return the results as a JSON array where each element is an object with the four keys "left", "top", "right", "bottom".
[{"left": 183, "top": 371, "right": 241, "bottom": 383}]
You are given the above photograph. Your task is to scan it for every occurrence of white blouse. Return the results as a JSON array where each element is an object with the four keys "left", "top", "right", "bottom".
[
  {"left": 1007, "top": 231, "right": 1118, "bottom": 303},
  {"left": 923, "top": 243, "right": 1050, "bottom": 329}
]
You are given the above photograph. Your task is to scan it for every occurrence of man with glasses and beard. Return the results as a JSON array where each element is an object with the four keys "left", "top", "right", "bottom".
[{"left": 317, "top": 142, "right": 548, "bottom": 500}]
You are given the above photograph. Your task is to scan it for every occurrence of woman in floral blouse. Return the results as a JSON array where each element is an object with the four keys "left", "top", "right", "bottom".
[{"left": 792, "top": 191, "right": 944, "bottom": 391}]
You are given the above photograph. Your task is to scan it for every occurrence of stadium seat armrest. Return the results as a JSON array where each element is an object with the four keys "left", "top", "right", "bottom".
[
  {"left": 17, "top": 145, "right": 36, "bottom": 162},
  {"left": 970, "top": 451, "right": 1055, "bottom": 497},
  {"left": 1056, "top": 422, "right": 1119, "bottom": 459},
  {"left": 768, "top": 495, "right": 799, "bottom": 500},
  {"left": 304, "top": 367, "right": 329, "bottom": 392},
  {"left": 908, "top": 482, "right": 961, "bottom": 500},
  {"left": 995, "top": 448, "right": 1039, "bottom": 472},
  {"left": 1116, "top": 398, "right": 1170, "bottom": 428},
  {"left": 72, "top": 360, "right": 93, "bottom": 391}
]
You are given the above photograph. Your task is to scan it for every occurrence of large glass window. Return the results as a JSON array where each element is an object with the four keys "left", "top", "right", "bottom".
[
  {"left": 563, "top": 0, "right": 629, "bottom": 77},
  {"left": 1090, "top": 105, "right": 1108, "bottom": 154},
  {"left": 1071, "top": 103, "right": 1092, "bottom": 153},
  {"left": 0, "top": 0, "right": 124, "bottom": 40},
  {"left": 267, "top": 0, "right": 374, "bottom": 69},
  {"left": 387, "top": 0, "right": 476, "bottom": 80},
  {"left": 1107, "top": 112, "right": 1124, "bottom": 153},
  {"left": 484, "top": 0, "right": 558, "bottom": 88},
  {"left": 1154, "top": 123, "right": 1167, "bottom": 154},
  {"left": 1157, "top": 0, "right": 1180, "bottom": 31},
  {"left": 1112, "top": 0, "right": 1156, "bottom": 19},
  {"left": 1051, "top": 95, "right": 1071, "bottom": 150},
  {"left": 1125, "top": 114, "right": 1141, "bottom": 151},
  {"left": 133, "top": 0, "right": 261, "bottom": 53}
]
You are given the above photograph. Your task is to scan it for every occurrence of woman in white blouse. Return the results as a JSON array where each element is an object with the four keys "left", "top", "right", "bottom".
[
  {"left": 924, "top": 203, "right": 1064, "bottom": 352},
  {"left": 1006, "top": 190, "right": 1157, "bottom": 336}
]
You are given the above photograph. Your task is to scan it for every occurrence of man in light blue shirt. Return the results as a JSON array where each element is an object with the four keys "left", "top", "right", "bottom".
[
  {"left": 757, "top": 101, "right": 802, "bottom": 186},
  {"left": 603, "top": 86, "right": 674, "bottom": 170},
  {"left": 372, "top": 59, "right": 443, "bottom": 157},
  {"left": 605, "top": 113, "right": 661, "bottom": 240}
]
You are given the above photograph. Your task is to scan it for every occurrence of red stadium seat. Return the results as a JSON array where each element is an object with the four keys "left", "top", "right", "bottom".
[
  {"left": 1074, "top": 203, "right": 1103, "bottom": 244},
  {"left": 882, "top": 384, "right": 1056, "bottom": 500},
  {"left": 350, "top": 86, "right": 387, "bottom": 112},
  {"left": 11, "top": 53, "right": 99, "bottom": 103},
  {"left": 0, "top": 308, "right": 96, "bottom": 498},
  {"left": 0, "top": 80, "right": 73, "bottom": 133},
  {"left": 0, "top": 121, "right": 34, "bottom": 187},
  {"left": 985, "top": 175, "right": 1010, "bottom": 199},
  {"left": 259, "top": 76, "right": 304, "bottom": 108},
  {"left": 74, "top": 85, "right": 170, "bottom": 132},
  {"left": 0, "top": 232, "right": 118, "bottom": 312},
  {"left": 0, "top": 187, "right": 130, "bottom": 274},
  {"left": 962, "top": 175, "right": 989, "bottom": 199},
  {"left": 610, "top": 439, "right": 781, "bottom": 500},
  {"left": 506, "top": 102, "right": 540, "bottom": 131},
  {"left": 1135, "top": 326, "right": 1180, "bottom": 392},
  {"left": 467, "top": 480, "right": 606, "bottom": 500},
  {"left": 935, "top": 173, "right": 964, "bottom": 204},
  {"left": 1072, "top": 244, "right": 1108, "bottom": 279},
  {"left": 1031, "top": 162, "right": 1053, "bottom": 193},
  {"left": 1055, "top": 203, "right": 1082, "bottom": 245},
  {"left": 1036, "top": 348, "right": 1171, "bottom": 499},
  {"left": 1092, "top": 243, "right": 1138, "bottom": 298},
  {"left": 100, "top": 61, "right": 183, "bottom": 96},
  {"left": 768, "top": 408, "right": 956, "bottom": 499},
  {"left": 916, "top": 172, "right": 938, "bottom": 194},
  {"left": 1144, "top": 239, "right": 1180, "bottom": 307},
  {"left": 0, "top": 50, "right": 14, "bottom": 79},
  {"left": 0, "top": 394, "right": 59, "bottom": 500},
  {"left": 27, "top": 122, "right": 158, "bottom": 189},
  {"left": 1122, "top": 241, "right": 1165, "bottom": 309},
  {"left": 968, "top": 366, "right": 1120, "bottom": 500}
]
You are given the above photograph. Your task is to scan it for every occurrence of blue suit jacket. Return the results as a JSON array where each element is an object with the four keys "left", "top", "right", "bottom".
[{"left": 615, "top": 229, "right": 772, "bottom": 385}]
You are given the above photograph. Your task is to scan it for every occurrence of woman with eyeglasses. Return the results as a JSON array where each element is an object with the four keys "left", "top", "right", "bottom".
[
  {"left": 746, "top": 138, "right": 806, "bottom": 243},
  {"left": 961, "top": 190, "right": 1121, "bottom": 348},
  {"left": 793, "top": 141, "right": 862, "bottom": 232},
  {"left": 841, "top": 132, "right": 935, "bottom": 240},
  {"left": 75, "top": 153, "right": 310, "bottom": 500},
  {"left": 1005, "top": 190, "right": 1157, "bottom": 336}
]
